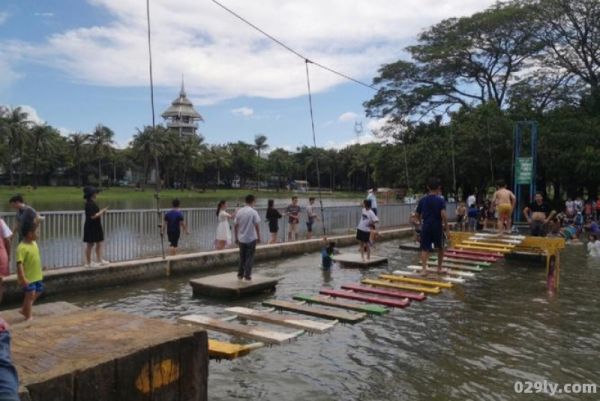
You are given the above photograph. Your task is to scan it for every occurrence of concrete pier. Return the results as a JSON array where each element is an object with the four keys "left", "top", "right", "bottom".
[
  {"left": 7, "top": 303, "right": 208, "bottom": 401},
  {"left": 190, "top": 272, "right": 280, "bottom": 298},
  {"left": 0, "top": 228, "right": 412, "bottom": 303}
]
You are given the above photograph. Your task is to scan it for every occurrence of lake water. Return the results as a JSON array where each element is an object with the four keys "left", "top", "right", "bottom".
[{"left": 48, "top": 241, "right": 599, "bottom": 401}]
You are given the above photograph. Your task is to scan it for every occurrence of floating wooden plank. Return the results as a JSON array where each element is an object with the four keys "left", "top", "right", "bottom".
[
  {"left": 425, "top": 261, "right": 484, "bottom": 272},
  {"left": 341, "top": 283, "right": 427, "bottom": 301},
  {"left": 431, "top": 256, "right": 491, "bottom": 266},
  {"left": 467, "top": 237, "right": 523, "bottom": 245},
  {"left": 455, "top": 244, "right": 512, "bottom": 254},
  {"left": 179, "top": 315, "right": 303, "bottom": 345},
  {"left": 333, "top": 253, "right": 388, "bottom": 268},
  {"left": 208, "top": 339, "right": 264, "bottom": 360},
  {"left": 262, "top": 299, "right": 366, "bottom": 324},
  {"left": 379, "top": 274, "right": 454, "bottom": 288},
  {"left": 461, "top": 240, "right": 515, "bottom": 249},
  {"left": 189, "top": 273, "right": 281, "bottom": 298},
  {"left": 292, "top": 294, "right": 389, "bottom": 315},
  {"left": 225, "top": 307, "right": 337, "bottom": 334},
  {"left": 393, "top": 270, "right": 465, "bottom": 284},
  {"left": 446, "top": 248, "right": 503, "bottom": 257},
  {"left": 472, "top": 233, "right": 526, "bottom": 240},
  {"left": 443, "top": 252, "right": 502, "bottom": 261},
  {"left": 361, "top": 278, "right": 441, "bottom": 295},
  {"left": 406, "top": 265, "right": 481, "bottom": 278},
  {"left": 319, "top": 288, "right": 410, "bottom": 308}
]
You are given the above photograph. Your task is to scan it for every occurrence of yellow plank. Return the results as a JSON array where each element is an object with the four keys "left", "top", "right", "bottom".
[
  {"left": 379, "top": 274, "right": 453, "bottom": 289},
  {"left": 456, "top": 244, "right": 512, "bottom": 253},
  {"left": 208, "top": 339, "right": 264, "bottom": 360},
  {"left": 461, "top": 240, "right": 515, "bottom": 249},
  {"left": 362, "top": 278, "right": 441, "bottom": 294}
]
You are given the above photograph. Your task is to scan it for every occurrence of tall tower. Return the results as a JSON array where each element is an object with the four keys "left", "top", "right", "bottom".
[{"left": 161, "top": 78, "right": 204, "bottom": 136}]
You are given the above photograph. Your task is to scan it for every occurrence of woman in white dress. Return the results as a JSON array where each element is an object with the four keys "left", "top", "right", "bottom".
[{"left": 215, "top": 200, "right": 234, "bottom": 250}]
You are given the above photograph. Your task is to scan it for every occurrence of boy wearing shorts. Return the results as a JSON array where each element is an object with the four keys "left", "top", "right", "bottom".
[
  {"left": 286, "top": 196, "right": 301, "bottom": 241},
  {"left": 16, "top": 224, "right": 43, "bottom": 321},
  {"left": 492, "top": 179, "right": 516, "bottom": 234},
  {"left": 416, "top": 178, "right": 448, "bottom": 274},
  {"left": 162, "top": 199, "right": 189, "bottom": 256},
  {"left": 306, "top": 197, "right": 319, "bottom": 240}
]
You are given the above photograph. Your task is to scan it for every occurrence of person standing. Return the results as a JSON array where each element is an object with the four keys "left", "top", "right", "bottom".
[
  {"left": 265, "top": 199, "right": 282, "bottom": 244},
  {"left": 523, "top": 192, "right": 555, "bottom": 237},
  {"left": 234, "top": 194, "right": 261, "bottom": 281},
  {"left": 492, "top": 179, "right": 516, "bottom": 234},
  {"left": 0, "top": 316, "right": 19, "bottom": 401},
  {"left": 467, "top": 193, "right": 476, "bottom": 208},
  {"left": 0, "top": 219, "right": 12, "bottom": 305},
  {"left": 367, "top": 188, "right": 378, "bottom": 216},
  {"left": 9, "top": 194, "right": 38, "bottom": 243},
  {"left": 83, "top": 186, "right": 109, "bottom": 267},
  {"left": 416, "top": 178, "right": 449, "bottom": 275},
  {"left": 214, "top": 200, "right": 233, "bottom": 250},
  {"left": 16, "top": 224, "right": 43, "bottom": 321},
  {"left": 163, "top": 199, "right": 190, "bottom": 255},
  {"left": 285, "top": 196, "right": 301, "bottom": 241},
  {"left": 306, "top": 197, "right": 319, "bottom": 240},
  {"left": 356, "top": 199, "right": 379, "bottom": 262},
  {"left": 455, "top": 202, "right": 466, "bottom": 231}
]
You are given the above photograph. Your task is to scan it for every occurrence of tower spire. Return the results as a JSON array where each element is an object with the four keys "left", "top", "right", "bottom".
[{"left": 180, "top": 74, "right": 186, "bottom": 97}]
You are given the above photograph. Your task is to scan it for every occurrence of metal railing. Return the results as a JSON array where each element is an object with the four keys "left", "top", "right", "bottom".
[{"left": 1, "top": 203, "right": 456, "bottom": 271}]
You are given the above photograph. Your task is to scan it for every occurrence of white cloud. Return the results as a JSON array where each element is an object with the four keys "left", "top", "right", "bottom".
[
  {"left": 0, "top": 12, "right": 8, "bottom": 25},
  {"left": 19, "top": 105, "right": 45, "bottom": 126},
  {"left": 34, "top": 12, "right": 55, "bottom": 18},
  {"left": 231, "top": 106, "right": 254, "bottom": 117},
  {"left": 338, "top": 111, "right": 359, "bottom": 123},
  {"left": 0, "top": 0, "right": 497, "bottom": 102}
]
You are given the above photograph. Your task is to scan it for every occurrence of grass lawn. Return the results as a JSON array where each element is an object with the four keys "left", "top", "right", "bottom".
[{"left": 0, "top": 186, "right": 362, "bottom": 205}]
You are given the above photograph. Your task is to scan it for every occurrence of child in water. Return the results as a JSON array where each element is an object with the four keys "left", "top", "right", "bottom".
[
  {"left": 588, "top": 234, "right": 600, "bottom": 257},
  {"left": 321, "top": 238, "right": 338, "bottom": 270}
]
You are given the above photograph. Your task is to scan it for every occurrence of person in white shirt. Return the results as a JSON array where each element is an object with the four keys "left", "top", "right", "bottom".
[
  {"left": 234, "top": 194, "right": 261, "bottom": 281},
  {"left": 0, "top": 218, "right": 12, "bottom": 304},
  {"left": 467, "top": 194, "right": 476, "bottom": 208},
  {"left": 588, "top": 234, "right": 600, "bottom": 257},
  {"left": 356, "top": 199, "right": 379, "bottom": 261}
]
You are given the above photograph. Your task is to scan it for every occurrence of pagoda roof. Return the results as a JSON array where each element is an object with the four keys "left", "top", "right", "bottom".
[{"left": 161, "top": 81, "right": 204, "bottom": 121}]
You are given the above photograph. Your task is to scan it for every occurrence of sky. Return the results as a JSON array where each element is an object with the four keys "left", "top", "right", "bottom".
[{"left": 0, "top": 0, "right": 496, "bottom": 150}]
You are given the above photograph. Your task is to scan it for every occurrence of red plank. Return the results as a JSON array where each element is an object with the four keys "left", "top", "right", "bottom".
[
  {"left": 444, "top": 252, "right": 500, "bottom": 262},
  {"left": 446, "top": 248, "right": 503, "bottom": 257},
  {"left": 319, "top": 289, "right": 410, "bottom": 308},
  {"left": 341, "top": 283, "right": 427, "bottom": 301}
]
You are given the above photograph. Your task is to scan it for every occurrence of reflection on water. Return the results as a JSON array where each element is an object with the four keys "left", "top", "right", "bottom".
[{"left": 51, "top": 241, "right": 600, "bottom": 401}]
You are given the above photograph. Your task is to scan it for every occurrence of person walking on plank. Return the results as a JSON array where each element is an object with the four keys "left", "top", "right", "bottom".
[
  {"left": 416, "top": 178, "right": 449, "bottom": 275},
  {"left": 492, "top": 179, "right": 516, "bottom": 234}
]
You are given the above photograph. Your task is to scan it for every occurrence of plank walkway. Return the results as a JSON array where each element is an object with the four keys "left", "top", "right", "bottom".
[
  {"left": 262, "top": 300, "right": 366, "bottom": 324},
  {"left": 379, "top": 274, "right": 454, "bottom": 289},
  {"left": 393, "top": 270, "right": 466, "bottom": 284},
  {"left": 361, "top": 278, "right": 441, "bottom": 295},
  {"left": 341, "top": 283, "right": 427, "bottom": 301},
  {"left": 407, "top": 265, "right": 479, "bottom": 276}
]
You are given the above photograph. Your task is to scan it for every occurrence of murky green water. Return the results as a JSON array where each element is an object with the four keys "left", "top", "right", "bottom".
[{"left": 49, "top": 241, "right": 600, "bottom": 401}]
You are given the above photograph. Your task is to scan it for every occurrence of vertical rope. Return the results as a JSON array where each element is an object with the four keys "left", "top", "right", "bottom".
[
  {"left": 146, "top": 0, "right": 165, "bottom": 259},
  {"left": 305, "top": 60, "right": 326, "bottom": 236}
]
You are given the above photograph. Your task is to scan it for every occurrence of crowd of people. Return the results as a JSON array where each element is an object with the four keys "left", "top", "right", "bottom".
[{"left": 452, "top": 181, "right": 600, "bottom": 257}]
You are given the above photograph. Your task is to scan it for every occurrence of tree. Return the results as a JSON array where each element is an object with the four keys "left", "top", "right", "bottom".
[
  {"left": 254, "top": 134, "right": 268, "bottom": 190},
  {"left": 88, "top": 124, "right": 115, "bottom": 187},
  {"left": 29, "top": 124, "right": 62, "bottom": 187},
  {"left": 0, "top": 106, "right": 31, "bottom": 187},
  {"left": 68, "top": 133, "right": 89, "bottom": 187}
]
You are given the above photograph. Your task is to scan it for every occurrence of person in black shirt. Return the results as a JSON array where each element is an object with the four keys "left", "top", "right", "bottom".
[
  {"left": 265, "top": 199, "right": 282, "bottom": 244},
  {"left": 523, "top": 192, "right": 556, "bottom": 237},
  {"left": 83, "top": 186, "right": 109, "bottom": 266}
]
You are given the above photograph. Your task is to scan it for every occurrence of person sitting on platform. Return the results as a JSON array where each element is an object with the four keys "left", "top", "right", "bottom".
[
  {"left": 523, "top": 192, "right": 555, "bottom": 237},
  {"left": 416, "top": 178, "right": 449, "bottom": 275},
  {"left": 587, "top": 234, "right": 600, "bottom": 257},
  {"left": 16, "top": 223, "right": 43, "bottom": 321}
]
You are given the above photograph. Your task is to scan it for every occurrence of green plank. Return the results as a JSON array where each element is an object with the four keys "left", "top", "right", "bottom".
[{"left": 293, "top": 294, "right": 389, "bottom": 315}]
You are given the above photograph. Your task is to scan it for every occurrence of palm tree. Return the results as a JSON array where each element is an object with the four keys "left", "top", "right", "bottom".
[
  {"left": 30, "top": 124, "right": 60, "bottom": 187},
  {"left": 254, "top": 134, "right": 268, "bottom": 190},
  {"left": 131, "top": 127, "right": 157, "bottom": 189},
  {"left": 88, "top": 124, "right": 115, "bottom": 187},
  {"left": 0, "top": 106, "right": 31, "bottom": 188},
  {"left": 209, "top": 145, "right": 232, "bottom": 189},
  {"left": 68, "top": 133, "right": 89, "bottom": 187}
]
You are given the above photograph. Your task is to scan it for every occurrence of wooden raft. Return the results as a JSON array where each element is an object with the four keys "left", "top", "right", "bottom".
[
  {"left": 262, "top": 300, "right": 366, "bottom": 324},
  {"left": 189, "top": 273, "right": 281, "bottom": 298},
  {"left": 333, "top": 253, "right": 388, "bottom": 268}
]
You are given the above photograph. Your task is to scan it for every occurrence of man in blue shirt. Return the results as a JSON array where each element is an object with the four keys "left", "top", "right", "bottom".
[
  {"left": 415, "top": 178, "right": 449, "bottom": 274},
  {"left": 162, "top": 199, "right": 189, "bottom": 256}
]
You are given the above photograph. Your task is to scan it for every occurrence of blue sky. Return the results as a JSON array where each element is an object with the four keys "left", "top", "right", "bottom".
[{"left": 0, "top": 0, "right": 494, "bottom": 149}]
